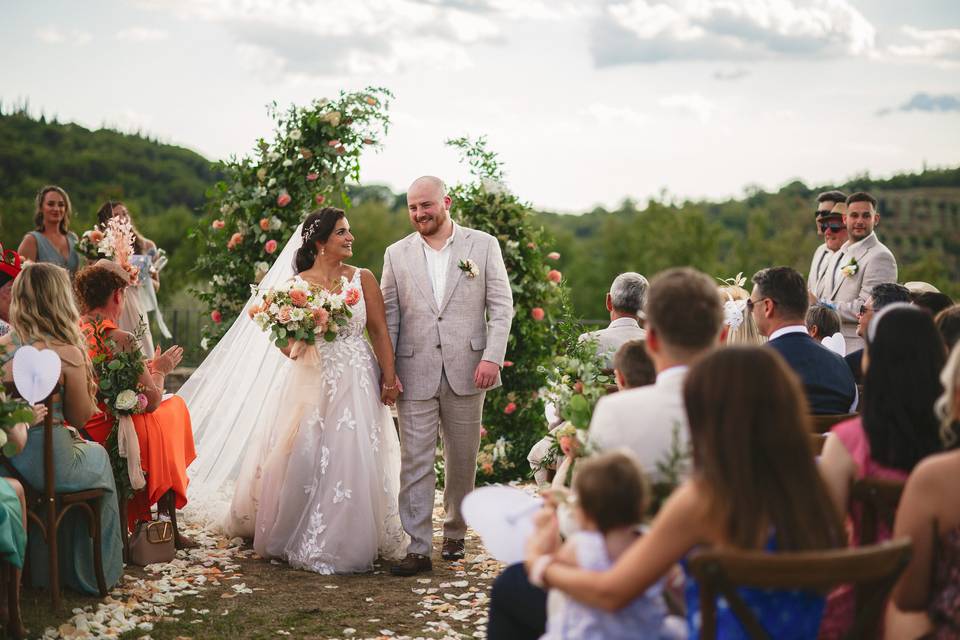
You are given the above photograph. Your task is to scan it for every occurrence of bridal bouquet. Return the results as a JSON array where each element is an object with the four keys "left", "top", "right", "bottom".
[{"left": 249, "top": 276, "right": 361, "bottom": 348}]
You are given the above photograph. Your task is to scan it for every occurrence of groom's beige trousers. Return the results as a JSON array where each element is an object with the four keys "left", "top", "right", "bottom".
[{"left": 397, "top": 370, "right": 484, "bottom": 556}]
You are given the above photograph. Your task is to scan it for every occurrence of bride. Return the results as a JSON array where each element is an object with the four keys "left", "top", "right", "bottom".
[{"left": 179, "top": 207, "right": 407, "bottom": 573}]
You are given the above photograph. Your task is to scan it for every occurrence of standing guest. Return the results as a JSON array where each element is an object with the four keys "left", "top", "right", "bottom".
[
  {"left": 892, "top": 343, "right": 960, "bottom": 636},
  {"left": 577, "top": 272, "right": 647, "bottom": 368},
  {"left": 805, "top": 304, "right": 841, "bottom": 344},
  {"left": 718, "top": 282, "right": 765, "bottom": 346},
  {"left": 818, "top": 304, "right": 947, "bottom": 637},
  {"left": 844, "top": 282, "right": 911, "bottom": 384},
  {"left": 750, "top": 267, "right": 857, "bottom": 414},
  {"left": 17, "top": 185, "right": 81, "bottom": 276},
  {"left": 913, "top": 291, "right": 955, "bottom": 318},
  {"left": 74, "top": 262, "right": 196, "bottom": 546},
  {"left": 0, "top": 263, "right": 123, "bottom": 595},
  {"left": 821, "top": 192, "right": 898, "bottom": 352},
  {"left": 936, "top": 305, "right": 960, "bottom": 352},
  {"left": 807, "top": 191, "right": 848, "bottom": 299},
  {"left": 524, "top": 347, "right": 843, "bottom": 639}
]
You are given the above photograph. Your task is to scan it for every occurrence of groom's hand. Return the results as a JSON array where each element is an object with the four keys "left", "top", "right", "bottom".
[{"left": 474, "top": 360, "right": 500, "bottom": 389}]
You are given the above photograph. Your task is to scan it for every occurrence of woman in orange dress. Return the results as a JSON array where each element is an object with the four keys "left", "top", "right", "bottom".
[{"left": 73, "top": 260, "right": 196, "bottom": 546}]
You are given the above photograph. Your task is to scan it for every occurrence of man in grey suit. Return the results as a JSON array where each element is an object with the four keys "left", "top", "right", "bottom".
[
  {"left": 819, "top": 191, "right": 898, "bottom": 352},
  {"left": 381, "top": 176, "right": 514, "bottom": 576},
  {"left": 577, "top": 272, "right": 647, "bottom": 368},
  {"left": 807, "top": 190, "right": 848, "bottom": 299}
]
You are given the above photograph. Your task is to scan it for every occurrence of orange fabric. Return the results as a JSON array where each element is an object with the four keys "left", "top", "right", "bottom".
[{"left": 80, "top": 318, "right": 196, "bottom": 530}]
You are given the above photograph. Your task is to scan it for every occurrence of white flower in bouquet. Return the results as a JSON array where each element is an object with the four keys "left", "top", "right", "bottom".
[
  {"left": 115, "top": 390, "right": 139, "bottom": 412},
  {"left": 253, "top": 312, "right": 270, "bottom": 330},
  {"left": 290, "top": 308, "right": 306, "bottom": 322},
  {"left": 291, "top": 277, "right": 311, "bottom": 293},
  {"left": 269, "top": 303, "right": 280, "bottom": 315}
]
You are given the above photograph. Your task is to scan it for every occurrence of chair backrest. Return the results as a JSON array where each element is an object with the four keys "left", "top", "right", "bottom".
[
  {"left": 849, "top": 476, "right": 906, "bottom": 546},
  {"left": 808, "top": 433, "right": 827, "bottom": 455},
  {"left": 810, "top": 412, "right": 858, "bottom": 434},
  {"left": 688, "top": 538, "right": 912, "bottom": 640}
]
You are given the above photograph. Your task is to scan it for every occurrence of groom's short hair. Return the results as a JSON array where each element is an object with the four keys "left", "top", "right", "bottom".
[
  {"left": 410, "top": 175, "right": 447, "bottom": 199},
  {"left": 645, "top": 268, "right": 723, "bottom": 353}
]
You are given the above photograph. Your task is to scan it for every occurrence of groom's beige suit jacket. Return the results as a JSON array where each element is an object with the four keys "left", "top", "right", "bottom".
[{"left": 381, "top": 225, "right": 514, "bottom": 400}]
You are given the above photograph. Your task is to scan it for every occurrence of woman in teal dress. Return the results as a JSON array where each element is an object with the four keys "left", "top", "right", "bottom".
[
  {"left": 0, "top": 262, "right": 123, "bottom": 595},
  {"left": 17, "top": 185, "right": 81, "bottom": 276}
]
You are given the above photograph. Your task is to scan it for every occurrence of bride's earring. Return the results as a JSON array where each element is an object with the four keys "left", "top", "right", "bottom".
[{"left": 320, "top": 247, "right": 325, "bottom": 256}]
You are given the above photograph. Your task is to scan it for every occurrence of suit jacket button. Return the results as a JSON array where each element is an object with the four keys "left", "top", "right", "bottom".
[{"left": 438, "top": 317, "right": 443, "bottom": 321}]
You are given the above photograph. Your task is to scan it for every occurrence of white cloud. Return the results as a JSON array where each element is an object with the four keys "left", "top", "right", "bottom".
[
  {"left": 888, "top": 26, "right": 960, "bottom": 66},
  {"left": 590, "top": 0, "right": 876, "bottom": 67},
  {"left": 117, "top": 27, "right": 169, "bottom": 42},
  {"left": 659, "top": 93, "right": 716, "bottom": 122},
  {"left": 584, "top": 102, "right": 649, "bottom": 127},
  {"left": 36, "top": 26, "right": 91, "bottom": 45}
]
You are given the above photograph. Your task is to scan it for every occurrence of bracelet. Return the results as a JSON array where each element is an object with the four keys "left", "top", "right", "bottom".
[
  {"left": 382, "top": 378, "right": 400, "bottom": 391},
  {"left": 529, "top": 554, "right": 554, "bottom": 589}
]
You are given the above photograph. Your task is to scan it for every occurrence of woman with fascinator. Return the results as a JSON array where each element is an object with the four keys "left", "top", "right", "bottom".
[{"left": 179, "top": 208, "right": 407, "bottom": 574}]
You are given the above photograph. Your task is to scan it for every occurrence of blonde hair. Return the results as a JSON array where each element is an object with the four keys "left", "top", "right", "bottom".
[
  {"left": 936, "top": 343, "right": 960, "bottom": 447},
  {"left": 719, "top": 285, "right": 766, "bottom": 346},
  {"left": 34, "top": 185, "right": 73, "bottom": 234},
  {"left": 10, "top": 263, "right": 88, "bottom": 357}
]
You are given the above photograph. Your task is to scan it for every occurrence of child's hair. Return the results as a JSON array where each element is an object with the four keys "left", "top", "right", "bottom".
[
  {"left": 573, "top": 450, "right": 647, "bottom": 533},
  {"left": 805, "top": 303, "right": 840, "bottom": 338}
]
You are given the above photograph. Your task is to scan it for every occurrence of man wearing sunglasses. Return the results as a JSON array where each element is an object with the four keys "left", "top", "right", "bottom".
[{"left": 807, "top": 190, "right": 848, "bottom": 299}]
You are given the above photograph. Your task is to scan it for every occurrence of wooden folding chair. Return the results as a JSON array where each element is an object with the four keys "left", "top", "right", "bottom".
[
  {"left": 810, "top": 413, "right": 858, "bottom": 434},
  {"left": 850, "top": 477, "right": 905, "bottom": 547},
  {"left": 688, "top": 538, "right": 912, "bottom": 640},
  {"left": 1, "top": 382, "right": 107, "bottom": 610}
]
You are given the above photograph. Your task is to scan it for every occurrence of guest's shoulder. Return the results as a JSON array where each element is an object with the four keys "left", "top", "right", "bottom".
[
  {"left": 830, "top": 415, "right": 863, "bottom": 441},
  {"left": 595, "top": 384, "right": 660, "bottom": 412}
]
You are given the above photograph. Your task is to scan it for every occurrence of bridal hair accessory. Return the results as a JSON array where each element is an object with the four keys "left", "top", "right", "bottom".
[
  {"left": 717, "top": 272, "right": 747, "bottom": 288},
  {"left": 723, "top": 299, "right": 748, "bottom": 330}
]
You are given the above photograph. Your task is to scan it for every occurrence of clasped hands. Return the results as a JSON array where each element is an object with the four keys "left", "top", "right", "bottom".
[{"left": 380, "top": 376, "right": 402, "bottom": 406}]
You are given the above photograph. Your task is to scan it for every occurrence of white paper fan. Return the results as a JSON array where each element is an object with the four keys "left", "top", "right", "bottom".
[
  {"left": 12, "top": 345, "right": 61, "bottom": 405},
  {"left": 462, "top": 486, "right": 543, "bottom": 565}
]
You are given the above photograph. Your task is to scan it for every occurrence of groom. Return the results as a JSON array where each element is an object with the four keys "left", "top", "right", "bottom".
[{"left": 381, "top": 176, "right": 513, "bottom": 576}]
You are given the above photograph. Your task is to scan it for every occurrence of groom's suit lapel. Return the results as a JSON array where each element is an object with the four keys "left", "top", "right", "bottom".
[
  {"left": 439, "top": 228, "right": 475, "bottom": 315},
  {"left": 404, "top": 234, "right": 439, "bottom": 314},
  {"left": 828, "top": 234, "right": 876, "bottom": 299}
]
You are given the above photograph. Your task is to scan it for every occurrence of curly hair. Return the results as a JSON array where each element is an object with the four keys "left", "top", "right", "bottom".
[{"left": 74, "top": 264, "right": 129, "bottom": 313}]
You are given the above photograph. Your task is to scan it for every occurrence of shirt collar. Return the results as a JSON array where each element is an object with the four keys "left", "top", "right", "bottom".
[
  {"left": 656, "top": 365, "right": 688, "bottom": 385},
  {"left": 769, "top": 325, "right": 809, "bottom": 341},
  {"left": 841, "top": 231, "right": 875, "bottom": 252},
  {"left": 419, "top": 222, "right": 458, "bottom": 251},
  {"left": 609, "top": 317, "right": 640, "bottom": 329}
]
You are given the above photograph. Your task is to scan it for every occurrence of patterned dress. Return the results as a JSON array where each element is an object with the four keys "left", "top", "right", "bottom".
[{"left": 930, "top": 527, "right": 960, "bottom": 639}]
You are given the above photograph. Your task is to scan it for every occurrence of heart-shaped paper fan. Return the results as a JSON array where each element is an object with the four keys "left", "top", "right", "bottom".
[
  {"left": 463, "top": 485, "right": 543, "bottom": 565},
  {"left": 12, "top": 345, "right": 61, "bottom": 404},
  {"left": 822, "top": 332, "right": 846, "bottom": 357}
]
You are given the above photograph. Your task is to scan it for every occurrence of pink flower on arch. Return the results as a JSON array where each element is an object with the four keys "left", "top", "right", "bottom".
[
  {"left": 259, "top": 218, "right": 270, "bottom": 231},
  {"left": 277, "top": 192, "right": 292, "bottom": 207},
  {"left": 212, "top": 219, "right": 225, "bottom": 230},
  {"left": 547, "top": 269, "right": 562, "bottom": 284},
  {"left": 328, "top": 140, "right": 340, "bottom": 147},
  {"left": 503, "top": 402, "right": 517, "bottom": 415},
  {"left": 265, "top": 239, "right": 278, "bottom": 254},
  {"left": 306, "top": 172, "right": 319, "bottom": 182},
  {"left": 547, "top": 251, "right": 560, "bottom": 260},
  {"left": 502, "top": 360, "right": 514, "bottom": 368},
  {"left": 315, "top": 194, "right": 326, "bottom": 205},
  {"left": 531, "top": 307, "right": 545, "bottom": 321},
  {"left": 211, "top": 310, "right": 222, "bottom": 323},
  {"left": 227, "top": 232, "right": 243, "bottom": 250}
]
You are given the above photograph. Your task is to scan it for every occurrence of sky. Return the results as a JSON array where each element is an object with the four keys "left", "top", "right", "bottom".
[{"left": 2, "top": 0, "right": 959, "bottom": 212}]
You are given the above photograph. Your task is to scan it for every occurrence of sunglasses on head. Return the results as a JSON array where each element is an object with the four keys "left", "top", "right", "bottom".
[{"left": 819, "top": 220, "right": 845, "bottom": 233}]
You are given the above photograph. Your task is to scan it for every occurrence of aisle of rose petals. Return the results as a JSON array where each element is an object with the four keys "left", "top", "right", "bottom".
[{"left": 39, "top": 491, "right": 505, "bottom": 640}]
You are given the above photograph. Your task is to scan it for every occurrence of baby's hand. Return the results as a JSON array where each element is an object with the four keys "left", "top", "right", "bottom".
[{"left": 31, "top": 404, "right": 48, "bottom": 426}]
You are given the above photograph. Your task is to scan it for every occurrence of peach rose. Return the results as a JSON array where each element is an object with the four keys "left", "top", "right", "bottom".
[
  {"left": 211, "top": 310, "right": 222, "bottom": 323},
  {"left": 289, "top": 289, "right": 308, "bottom": 308},
  {"left": 547, "top": 269, "right": 562, "bottom": 283},
  {"left": 547, "top": 251, "right": 560, "bottom": 260},
  {"left": 503, "top": 402, "right": 517, "bottom": 415},
  {"left": 306, "top": 172, "right": 319, "bottom": 181},
  {"left": 277, "top": 192, "right": 291, "bottom": 207},
  {"left": 212, "top": 220, "right": 225, "bottom": 230},
  {"left": 344, "top": 288, "right": 361, "bottom": 306},
  {"left": 328, "top": 140, "right": 340, "bottom": 147},
  {"left": 227, "top": 232, "right": 243, "bottom": 250},
  {"left": 265, "top": 239, "right": 278, "bottom": 254},
  {"left": 277, "top": 306, "right": 292, "bottom": 323},
  {"left": 481, "top": 462, "right": 494, "bottom": 475},
  {"left": 89, "top": 229, "right": 104, "bottom": 242},
  {"left": 247, "top": 304, "right": 260, "bottom": 319},
  {"left": 312, "top": 307, "right": 329, "bottom": 332},
  {"left": 531, "top": 307, "right": 545, "bottom": 321},
  {"left": 259, "top": 218, "right": 270, "bottom": 231}
]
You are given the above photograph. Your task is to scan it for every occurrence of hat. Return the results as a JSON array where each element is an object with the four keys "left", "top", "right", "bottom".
[
  {"left": 904, "top": 281, "right": 940, "bottom": 294},
  {"left": 93, "top": 258, "right": 135, "bottom": 283},
  {"left": 817, "top": 202, "right": 846, "bottom": 220},
  {"left": 0, "top": 244, "right": 22, "bottom": 286}
]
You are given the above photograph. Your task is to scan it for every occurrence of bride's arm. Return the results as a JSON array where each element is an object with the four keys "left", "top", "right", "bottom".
[{"left": 360, "top": 269, "right": 399, "bottom": 401}]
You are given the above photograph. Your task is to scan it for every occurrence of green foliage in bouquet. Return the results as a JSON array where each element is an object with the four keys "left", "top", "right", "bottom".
[
  {"left": 445, "top": 136, "right": 564, "bottom": 483},
  {"left": 0, "top": 388, "right": 35, "bottom": 457},
  {"left": 192, "top": 88, "right": 393, "bottom": 350}
]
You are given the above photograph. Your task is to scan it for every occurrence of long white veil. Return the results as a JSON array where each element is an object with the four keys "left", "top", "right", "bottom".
[{"left": 177, "top": 224, "right": 304, "bottom": 522}]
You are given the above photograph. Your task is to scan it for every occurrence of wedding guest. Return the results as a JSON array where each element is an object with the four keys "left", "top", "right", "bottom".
[
  {"left": 807, "top": 191, "right": 848, "bottom": 299},
  {"left": 913, "top": 291, "right": 955, "bottom": 318},
  {"left": 892, "top": 343, "right": 960, "bottom": 636},
  {"left": 844, "top": 282, "right": 911, "bottom": 384},
  {"left": 805, "top": 303, "right": 841, "bottom": 343},
  {"left": 524, "top": 347, "right": 843, "bottom": 639},
  {"left": 17, "top": 185, "right": 81, "bottom": 276},
  {"left": 74, "top": 262, "right": 196, "bottom": 546},
  {"left": 821, "top": 191, "right": 898, "bottom": 352},
  {"left": 718, "top": 281, "right": 765, "bottom": 346},
  {"left": 577, "top": 272, "right": 647, "bottom": 368},
  {"left": 750, "top": 267, "right": 857, "bottom": 414},
  {"left": 0, "top": 263, "right": 123, "bottom": 595},
  {"left": 818, "top": 304, "right": 946, "bottom": 637},
  {"left": 540, "top": 451, "right": 684, "bottom": 639},
  {"left": 589, "top": 267, "right": 724, "bottom": 480},
  {"left": 0, "top": 247, "right": 23, "bottom": 336},
  {"left": 936, "top": 305, "right": 960, "bottom": 352}
]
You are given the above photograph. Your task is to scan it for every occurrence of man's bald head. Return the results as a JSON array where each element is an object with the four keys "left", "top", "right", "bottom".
[
  {"left": 407, "top": 176, "right": 452, "bottom": 238},
  {"left": 408, "top": 176, "right": 447, "bottom": 199}
]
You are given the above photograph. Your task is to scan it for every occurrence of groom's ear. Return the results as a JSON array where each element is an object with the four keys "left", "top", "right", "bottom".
[{"left": 443, "top": 194, "right": 452, "bottom": 209}]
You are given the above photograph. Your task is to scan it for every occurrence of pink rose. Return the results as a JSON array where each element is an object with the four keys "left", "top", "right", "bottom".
[
  {"left": 527, "top": 242, "right": 537, "bottom": 249},
  {"left": 227, "top": 232, "right": 243, "bottom": 250},
  {"left": 531, "top": 307, "right": 545, "bottom": 321},
  {"left": 278, "top": 306, "right": 292, "bottom": 323},
  {"left": 479, "top": 425, "right": 488, "bottom": 438},
  {"left": 137, "top": 393, "right": 149, "bottom": 411},
  {"left": 306, "top": 172, "right": 319, "bottom": 182},
  {"left": 289, "top": 289, "right": 308, "bottom": 308},
  {"left": 211, "top": 310, "right": 222, "bottom": 323},
  {"left": 211, "top": 220, "right": 225, "bottom": 230},
  {"left": 328, "top": 140, "right": 340, "bottom": 147},
  {"left": 547, "top": 251, "right": 560, "bottom": 260},
  {"left": 312, "top": 307, "right": 329, "bottom": 333},
  {"left": 502, "top": 360, "right": 513, "bottom": 368},
  {"left": 481, "top": 462, "right": 494, "bottom": 475},
  {"left": 503, "top": 402, "right": 517, "bottom": 415},
  {"left": 547, "top": 269, "right": 562, "bottom": 283},
  {"left": 265, "top": 239, "right": 278, "bottom": 254},
  {"left": 277, "top": 192, "right": 291, "bottom": 207},
  {"left": 259, "top": 218, "right": 270, "bottom": 231},
  {"left": 344, "top": 288, "right": 361, "bottom": 306},
  {"left": 315, "top": 194, "right": 326, "bottom": 205},
  {"left": 89, "top": 229, "right": 104, "bottom": 242}
]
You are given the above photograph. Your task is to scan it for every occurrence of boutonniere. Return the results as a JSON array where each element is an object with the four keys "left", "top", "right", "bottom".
[
  {"left": 840, "top": 257, "right": 859, "bottom": 279},
  {"left": 458, "top": 258, "right": 479, "bottom": 278}
]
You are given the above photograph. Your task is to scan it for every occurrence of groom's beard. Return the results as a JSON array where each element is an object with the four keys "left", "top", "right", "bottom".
[{"left": 415, "top": 211, "right": 449, "bottom": 236}]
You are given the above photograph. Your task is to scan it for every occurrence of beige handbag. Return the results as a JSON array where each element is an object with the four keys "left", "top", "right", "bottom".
[{"left": 129, "top": 520, "right": 175, "bottom": 566}]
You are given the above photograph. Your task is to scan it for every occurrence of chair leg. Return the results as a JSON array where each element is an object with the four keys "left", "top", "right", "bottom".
[
  {"left": 164, "top": 490, "right": 183, "bottom": 548},
  {"left": 7, "top": 566, "right": 25, "bottom": 640},
  {"left": 0, "top": 564, "right": 9, "bottom": 628},
  {"left": 89, "top": 501, "right": 108, "bottom": 597},
  {"left": 118, "top": 498, "right": 130, "bottom": 563},
  {"left": 47, "top": 512, "right": 60, "bottom": 611}
]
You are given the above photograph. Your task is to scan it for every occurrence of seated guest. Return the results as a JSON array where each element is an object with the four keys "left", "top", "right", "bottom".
[
  {"left": 805, "top": 303, "right": 841, "bottom": 343},
  {"left": 818, "top": 304, "right": 947, "bottom": 637},
  {"left": 844, "top": 282, "right": 911, "bottom": 384},
  {"left": 718, "top": 282, "right": 765, "bottom": 346},
  {"left": 936, "top": 305, "right": 960, "bottom": 352},
  {"left": 893, "top": 343, "right": 960, "bottom": 636},
  {"left": 750, "top": 267, "right": 857, "bottom": 414},
  {"left": 0, "top": 263, "right": 123, "bottom": 595},
  {"left": 524, "top": 347, "right": 843, "bottom": 639},
  {"left": 74, "top": 262, "right": 196, "bottom": 546},
  {"left": 913, "top": 291, "right": 955, "bottom": 318},
  {"left": 17, "top": 185, "right": 81, "bottom": 276},
  {"left": 540, "top": 451, "right": 683, "bottom": 639},
  {"left": 577, "top": 272, "right": 647, "bottom": 368},
  {"left": 589, "top": 267, "right": 724, "bottom": 481}
]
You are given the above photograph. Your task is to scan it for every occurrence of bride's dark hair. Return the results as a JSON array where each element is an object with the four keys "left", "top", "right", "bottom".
[{"left": 295, "top": 207, "right": 345, "bottom": 273}]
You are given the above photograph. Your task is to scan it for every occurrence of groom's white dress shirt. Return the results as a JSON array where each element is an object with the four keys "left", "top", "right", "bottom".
[
  {"left": 588, "top": 365, "right": 689, "bottom": 482},
  {"left": 420, "top": 223, "right": 457, "bottom": 309}
]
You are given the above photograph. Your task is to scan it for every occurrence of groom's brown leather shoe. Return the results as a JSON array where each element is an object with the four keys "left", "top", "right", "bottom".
[
  {"left": 390, "top": 553, "right": 432, "bottom": 576},
  {"left": 441, "top": 538, "right": 465, "bottom": 561}
]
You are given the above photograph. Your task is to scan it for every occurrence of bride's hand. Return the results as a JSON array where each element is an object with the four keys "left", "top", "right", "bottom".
[
  {"left": 287, "top": 340, "right": 307, "bottom": 360},
  {"left": 381, "top": 376, "right": 401, "bottom": 406}
]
